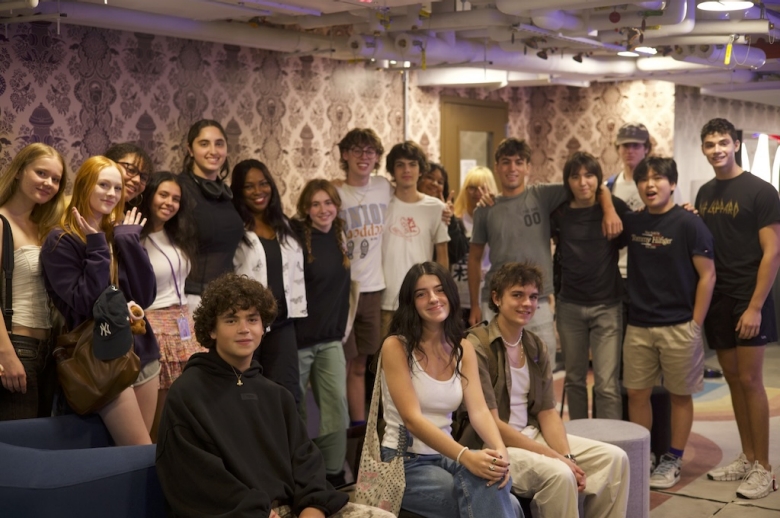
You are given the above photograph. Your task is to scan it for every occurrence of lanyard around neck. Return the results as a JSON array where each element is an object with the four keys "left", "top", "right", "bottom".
[{"left": 146, "top": 233, "right": 183, "bottom": 306}]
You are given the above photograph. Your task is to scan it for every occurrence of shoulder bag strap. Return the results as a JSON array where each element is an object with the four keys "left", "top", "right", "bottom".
[{"left": 0, "top": 214, "right": 14, "bottom": 332}]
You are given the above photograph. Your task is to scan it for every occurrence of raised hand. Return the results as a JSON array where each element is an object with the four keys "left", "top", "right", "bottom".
[
  {"left": 120, "top": 206, "right": 147, "bottom": 228},
  {"left": 72, "top": 207, "right": 100, "bottom": 235}
]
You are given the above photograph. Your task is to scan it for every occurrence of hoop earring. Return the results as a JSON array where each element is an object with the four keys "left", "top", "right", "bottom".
[{"left": 127, "top": 193, "right": 143, "bottom": 207}]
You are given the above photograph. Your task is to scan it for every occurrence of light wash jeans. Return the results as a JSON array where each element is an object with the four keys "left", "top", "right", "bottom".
[
  {"left": 298, "top": 340, "right": 349, "bottom": 475},
  {"left": 556, "top": 300, "right": 623, "bottom": 420},
  {"left": 381, "top": 447, "right": 522, "bottom": 518}
]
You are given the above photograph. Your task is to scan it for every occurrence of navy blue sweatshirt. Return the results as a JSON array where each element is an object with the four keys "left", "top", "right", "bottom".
[{"left": 41, "top": 225, "right": 160, "bottom": 367}]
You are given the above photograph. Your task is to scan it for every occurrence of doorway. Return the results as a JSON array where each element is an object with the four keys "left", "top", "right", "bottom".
[{"left": 440, "top": 96, "right": 509, "bottom": 196}]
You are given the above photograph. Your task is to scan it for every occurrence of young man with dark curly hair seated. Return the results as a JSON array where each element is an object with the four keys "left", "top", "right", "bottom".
[{"left": 155, "top": 273, "right": 394, "bottom": 518}]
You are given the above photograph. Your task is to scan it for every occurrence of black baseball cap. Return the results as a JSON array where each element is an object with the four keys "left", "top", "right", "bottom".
[
  {"left": 92, "top": 286, "right": 133, "bottom": 361},
  {"left": 616, "top": 123, "right": 650, "bottom": 146}
]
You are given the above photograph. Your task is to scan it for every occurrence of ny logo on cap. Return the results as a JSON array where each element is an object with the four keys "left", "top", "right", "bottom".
[{"left": 100, "top": 323, "right": 111, "bottom": 336}]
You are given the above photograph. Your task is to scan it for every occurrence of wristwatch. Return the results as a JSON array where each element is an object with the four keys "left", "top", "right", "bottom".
[{"left": 563, "top": 453, "right": 577, "bottom": 464}]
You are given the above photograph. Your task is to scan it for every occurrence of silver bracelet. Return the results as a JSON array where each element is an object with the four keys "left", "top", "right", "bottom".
[{"left": 456, "top": 446, "right": 469, "bottom": 464}]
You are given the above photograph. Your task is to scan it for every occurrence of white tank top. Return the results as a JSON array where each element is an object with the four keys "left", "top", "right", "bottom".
[
  {"left": 10, "top": 246, "right": 51, "bottom": 329},
  {"left": 380, "top": 351, "right": 463, "bottom": 455}
]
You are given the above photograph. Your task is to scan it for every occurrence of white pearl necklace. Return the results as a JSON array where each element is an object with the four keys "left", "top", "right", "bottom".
[{"left": 501, "top": 329, "right": 523, "bottom": 348}]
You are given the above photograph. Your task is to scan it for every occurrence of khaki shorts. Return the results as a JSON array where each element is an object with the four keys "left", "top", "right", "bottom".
[
  {"left": 622, "top": 320, "right": 704, "bottom": 395},
  {"left": 343, "top": 291, "right": 382, "bottom": 360},
  {"left": 132, "top": 359, "right": 161, "bottom": 388}
]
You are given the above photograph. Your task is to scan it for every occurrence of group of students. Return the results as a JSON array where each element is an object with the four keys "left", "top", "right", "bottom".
[{"left": 1, "top": 114, "right": 776, "bottom": 517}]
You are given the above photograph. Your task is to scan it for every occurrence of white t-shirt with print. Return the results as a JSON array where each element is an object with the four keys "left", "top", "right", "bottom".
[
  {"left": 337, "top": 176, "right": 394, "bottom": 292},
  {"left": 381, "top": 194, "right": 451, "bottom": 311}
]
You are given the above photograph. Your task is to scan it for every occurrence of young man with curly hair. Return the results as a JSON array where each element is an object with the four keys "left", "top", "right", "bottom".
[{"left": 155, "top": 273, "right": 394, "bottom": 518}]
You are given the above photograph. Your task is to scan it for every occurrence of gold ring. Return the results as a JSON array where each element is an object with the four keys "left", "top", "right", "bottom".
[
  {"left": 492, "top": 457, "right": 497, "bottom": 464},
  {"left": 489, "top": 465, "right": 495, "bottom": 472}
]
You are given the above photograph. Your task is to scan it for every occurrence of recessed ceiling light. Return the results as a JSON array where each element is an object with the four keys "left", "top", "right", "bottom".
[
  {"left": 697, "top": 1, "right": 754, "bottom": 12},
  {"left": 635, "top": 46, "right": 658, "bottom": 55},
  {"left": 618, "top": 51, "right": 640, "bottom": 57}
]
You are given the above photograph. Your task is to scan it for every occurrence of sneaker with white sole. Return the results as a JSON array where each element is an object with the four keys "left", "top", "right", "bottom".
[
  {"left": 736, "top": 461, "right": 778, "bottom": 500},
  {"left": 707, "top": 453, "right": 750, "bottom": 481},
  {"left": 650, "top": 453, "right": 682, "bottom": 489}
]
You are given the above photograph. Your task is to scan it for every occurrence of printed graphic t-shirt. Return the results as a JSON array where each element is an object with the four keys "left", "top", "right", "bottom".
[
  {"left": 622, "top": 205, "right": 714, "bottom": 327},
  {"left": 337, "top": 175, "right": 394, "bottom": 292},
  {"left": 380, "top": 194, "right": 450, "bottom": 311},
  {"left": 695, "top": 171, "right": 780, "bottom": 301}
]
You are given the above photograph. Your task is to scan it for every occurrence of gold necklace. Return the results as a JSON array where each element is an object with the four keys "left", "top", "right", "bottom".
[{"left": 230, "top": 365, "right": 244, "bottom": 386}]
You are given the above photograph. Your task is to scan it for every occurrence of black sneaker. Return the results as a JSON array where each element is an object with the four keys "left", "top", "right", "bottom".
[{"left": 703, "top": 367, "right": 723, "bottom": 379}]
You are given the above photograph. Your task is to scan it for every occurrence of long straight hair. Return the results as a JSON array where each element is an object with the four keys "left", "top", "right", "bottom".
[
  {"left": 295, "top": 178, "right": 349, "bottom": 268},
  {"left": 138, "top": 171, "right": 197, "bottom": 260},
  {"left": 59, "top": 156, "right": 125, "bottom": 244},
  {"left": 230, "top": 159, "right": 300, "bottom": 247},
  {"left": 0, "top": 143, "right": 68, "bottom": 240},
  {"left": 387, "top": 262, "right": 465, "bottom": 379}
]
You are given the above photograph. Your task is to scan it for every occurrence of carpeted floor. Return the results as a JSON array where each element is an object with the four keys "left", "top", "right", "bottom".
[{"left": 554, "top": 344, "right": 780, "bottom": 517}]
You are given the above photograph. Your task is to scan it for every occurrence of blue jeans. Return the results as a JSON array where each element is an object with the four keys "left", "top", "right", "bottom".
[
  {"left": 381, "top": 447, "right": 522, "bottom": 518},
  {"left": 298, "top": 340, "right": 348, "bottom": 474},
  {"left": 557, "top": 301, "right": 623, "bottom": 420}
]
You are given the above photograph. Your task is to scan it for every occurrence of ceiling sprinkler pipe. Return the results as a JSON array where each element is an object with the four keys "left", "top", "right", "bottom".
[{"left": 0, "top": 0, "right": 39, "bottom": 10}]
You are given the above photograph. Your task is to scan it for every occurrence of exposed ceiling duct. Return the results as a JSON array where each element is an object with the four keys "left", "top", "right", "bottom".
[{"left": 7, "top": 0, "right": 780, "bottom": 106}]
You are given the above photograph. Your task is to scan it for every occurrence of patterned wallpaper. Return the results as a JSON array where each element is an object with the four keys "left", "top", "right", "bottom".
[
  {"left": 0, "top": 22, "right": 404, "bottom": 209},
  {"left": 0, "top": 21, "right": 686, "bottom": 210},
  {"left": 409, "top": 77, "right": 675, "bottom": 185},
  {"left": 674, "top": 85, "right": 780, "bottom": 203}
]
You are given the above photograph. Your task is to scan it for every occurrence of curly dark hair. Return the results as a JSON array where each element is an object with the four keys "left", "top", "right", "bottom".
[
  {"left": 385, "top": 141, "right": 429, "bottom": 177},
  {"left": 488, "top": 262, "right": 543, "bottom": 313},
  {"left": 139, "top": 171, "right": 197, "bottom": 260},
  {"left": 495, "top": 138, "right": 532, "bottom": 164},
  {"left": 193, "top": 273, "right": 278, "bottom": 349},
  {"left": 700, "top": 118, "right": 739, "bottom": 144},
  {"left": 104, "top": 142, "right": 153, "bottom": 175},
  {"left": 386, "top": 262, "right": 465, "bottom": 381}
]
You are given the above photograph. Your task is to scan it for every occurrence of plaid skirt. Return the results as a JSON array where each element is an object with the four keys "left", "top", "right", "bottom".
[{"left": 145, "top": 305, "right": 206, "bottom": 389}]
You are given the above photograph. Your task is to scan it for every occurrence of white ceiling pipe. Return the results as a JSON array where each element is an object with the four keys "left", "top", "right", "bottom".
[
  {"left": 636, "top": 55, "right": 713, "bottom": 70},
  {"left": 346, "top": 35, "right": 409, "bottom": 62},
  {"left": 281, "top": 11, "right": 370, "bottom": 29},
  {"left": 0, "top": 0, "right": 38, "bottom": 10},
  {"left": 389, "top": 8, "right": 519, "bottom": 33},
  {"left": 672, "top": 44, "right": 766, "bottom": 68},
  {"left": 35, "top": 1, "right": 338, "bottom": 54},
  {"left": 598, "top": 0, "right": 695, "bottom": 41},
  {"left": 394, "top": 33, "right": 484, "bottom": 62},
  {"left": 531, "top": 10, "right": 585, "bottom": 32},
  {"left": 587, "top": 0, "right": 687, "bottom": 32},
  {"left": 495, "top": 0, "right": 652, "bottom": 14},
  {"left": 643, "top": 35, "right": 739, "bottom": 45},
  {"left": 687, "top": 20, "right": 772, "bottom": 35}
]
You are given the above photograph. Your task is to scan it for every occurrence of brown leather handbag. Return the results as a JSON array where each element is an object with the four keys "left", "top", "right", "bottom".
[{"left": 53, "top": 251, "right": 140, "bottom": 416}]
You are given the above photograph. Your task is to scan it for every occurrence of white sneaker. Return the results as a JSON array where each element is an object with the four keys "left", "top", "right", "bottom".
[
  {"left": 650, "top": 453, "right": 681, "bottom": 489},
  {"left": 736, "top": 462, "right": 778, "bottom": 500},
  {"left": 707, "top": 453, "right": 750, "bottom": 481}
]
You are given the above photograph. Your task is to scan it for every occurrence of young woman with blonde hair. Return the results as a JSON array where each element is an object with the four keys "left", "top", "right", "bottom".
[
  {"left": 292, "top": 178, "right": 351, "bottom": 486},
  {"left": 41, "top": 156, "right": 159, "bottom": 445},
  {"left": 0, "top": 143, "right": 67, "bottom": 420},
  {"left": 452, "top": 166, "right": 498, "bottom": 323}
]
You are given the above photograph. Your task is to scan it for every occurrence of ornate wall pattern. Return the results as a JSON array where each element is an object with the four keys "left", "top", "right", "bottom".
[
  {"left": 0, "top": 22, "right": 681, "bottom": 209},
  {"left": 0, "top": 22, "right": 403, "bottom": 210},
  {"left": 409, "top": 77, "right": 674, "bottom": 185},
  {"left": 674, "top": 85, "right": 780, "bottom": 203}
]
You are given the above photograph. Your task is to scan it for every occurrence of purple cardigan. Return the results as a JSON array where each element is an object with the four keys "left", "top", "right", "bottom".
[{"left": 41, "top": 225, "right": 160, "bottom": 367}]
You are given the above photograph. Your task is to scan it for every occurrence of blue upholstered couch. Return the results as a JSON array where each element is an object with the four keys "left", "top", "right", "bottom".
[{"left": 0, "top": 414, "right": 165, "bottom": 518}]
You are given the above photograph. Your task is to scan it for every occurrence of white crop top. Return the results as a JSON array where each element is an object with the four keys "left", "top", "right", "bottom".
[
  {"left": 9, "top": 246, "right": 51, "bottom": 329},
  {"left": 380, "top": 352, "right": 463, "bottom": 455}
]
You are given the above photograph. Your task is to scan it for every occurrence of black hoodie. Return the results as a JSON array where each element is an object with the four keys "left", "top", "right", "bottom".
[{"left": 156, "top": 350, "right": 348, "bottom": 517}]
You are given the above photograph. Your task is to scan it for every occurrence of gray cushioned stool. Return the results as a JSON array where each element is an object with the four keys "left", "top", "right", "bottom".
[{"left": 564, "top": 418, "right": 649, "bottom": 518}]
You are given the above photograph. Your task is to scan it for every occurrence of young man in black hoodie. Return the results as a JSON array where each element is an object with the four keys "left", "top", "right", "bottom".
[{"left": 156, "top": 273, "right": 394, "bottom": 518}]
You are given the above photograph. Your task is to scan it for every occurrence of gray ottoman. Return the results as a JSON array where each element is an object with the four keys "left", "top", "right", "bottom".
[{"left": 565, "top": 418, "right": 649, "bottom": 518}]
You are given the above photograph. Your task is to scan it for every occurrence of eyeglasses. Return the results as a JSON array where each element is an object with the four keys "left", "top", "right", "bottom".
[
  {"left": 349, "top": 147, "right": 378, "bottom": 158},
  {"left": 117, "top": 162, "right": 150, "bottom": 185}
]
